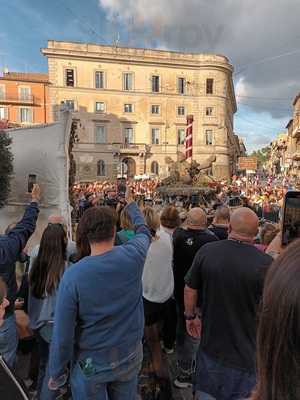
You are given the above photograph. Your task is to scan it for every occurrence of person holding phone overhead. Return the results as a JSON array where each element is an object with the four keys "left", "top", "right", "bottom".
[{"left": 0, "top": 184, "right": 40, "bottom": 368}]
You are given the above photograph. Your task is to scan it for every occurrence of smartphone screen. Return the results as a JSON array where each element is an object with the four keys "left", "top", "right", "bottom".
[
  {"left": 28, "top": 174, "right": 37, "bottom": 193},
  {"left": 282, "top": 191, "right": 300, "bottom": 245}
]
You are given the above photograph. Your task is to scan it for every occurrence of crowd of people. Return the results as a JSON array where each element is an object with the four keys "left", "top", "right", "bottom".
[
  {"left": 0, "top": 175, "right": 299, "bottom": 400},
  {"left": 71, "top": 173, "right": 293, "bottom": 225}
]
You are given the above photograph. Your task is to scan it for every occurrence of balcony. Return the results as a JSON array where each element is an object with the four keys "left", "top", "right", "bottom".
[
  {"left": 0, "top": 94, "right": 37, "bottom": 105},
  {"left": 113, "top": 143, "right": 150, "bottom": 155}
]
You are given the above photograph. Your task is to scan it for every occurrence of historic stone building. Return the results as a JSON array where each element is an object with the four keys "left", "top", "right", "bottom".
[
  {"left": 286, "top": 93, "right": 300, "bottom": 176},
  {"left": 42, "top": 40, "right": 239, "bottom": 181},
  {"left": 269, "top": 94, "right": 300, "bottom": 177},
  {"left": 269, "top": 132, "right": 289, "bottom": 175}
]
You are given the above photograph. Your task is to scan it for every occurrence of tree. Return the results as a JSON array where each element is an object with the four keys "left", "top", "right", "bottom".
[
  {"left": 0, "top": 131, "right": 14, "bottom": 208},
  {"left": 250, "top": 146, "right": 271, "bottom": 168}
]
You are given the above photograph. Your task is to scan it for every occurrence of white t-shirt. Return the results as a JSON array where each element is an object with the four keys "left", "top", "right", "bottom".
[{"left": 142, "top": 230, "right": 174, "bottom": 303}]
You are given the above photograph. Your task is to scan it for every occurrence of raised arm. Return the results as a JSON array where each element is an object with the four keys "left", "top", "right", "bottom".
[
  {"left": 122, "top": 187, "right": 151, "bottom": 257},
  {"left": 0, "top": 185, "right": 40, "bottom": 267}
]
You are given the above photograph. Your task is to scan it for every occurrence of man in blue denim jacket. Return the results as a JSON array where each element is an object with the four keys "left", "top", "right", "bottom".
[
  {"left": 0, "top": 184, "right": 40, "bottom": 367},
  {"left": 48, "top": 189, "right": 151, "bottom": 399}
]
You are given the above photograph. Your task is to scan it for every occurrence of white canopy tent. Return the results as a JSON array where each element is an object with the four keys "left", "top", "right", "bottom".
[{"left": 0, "top": 112, "right": 72, "bottom": 249}]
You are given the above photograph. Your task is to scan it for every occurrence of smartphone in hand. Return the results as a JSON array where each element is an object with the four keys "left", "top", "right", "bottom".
[
  {"left": 28, "top": 174, "right": 37, "bottom": 193},
  {"left": 282, "top": 191, "right": 300, "bottom": 246}
]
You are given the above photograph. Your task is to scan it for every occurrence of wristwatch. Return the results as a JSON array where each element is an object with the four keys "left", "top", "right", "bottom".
[{"left": 184, "top": 312, "right": 197, "bottom": 321}]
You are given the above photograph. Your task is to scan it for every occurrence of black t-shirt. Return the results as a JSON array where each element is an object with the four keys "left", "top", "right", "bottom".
[
  {"left": 172, "top": 228, "right": 218, "bottom": 309},
  {"left": 185, "top": 239, "right": 272, "bottom": 372},
  {"left": 209, "top": 224, "right": 228, "bottom": 240}
]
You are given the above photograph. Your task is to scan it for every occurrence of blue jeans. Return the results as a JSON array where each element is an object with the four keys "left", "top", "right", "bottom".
[
  {"left": 194, "top": 349, "right": 256, "bottom": 400},
  {"left": 176, "top": 308, "right": 200, "bottom": 373},
  {"left": 70, "top": 343, "right": 143, "bottom": 400},
  {"left": 0, "top": 314, "right": 18, "bottom": 368}
]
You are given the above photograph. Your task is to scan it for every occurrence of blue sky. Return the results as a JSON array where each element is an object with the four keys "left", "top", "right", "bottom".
[{"left": 0, "top": 0, "right": 295, "bottom": 153}]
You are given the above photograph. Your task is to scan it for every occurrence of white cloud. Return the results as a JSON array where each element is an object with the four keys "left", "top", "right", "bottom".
[
  {"left": 99, "top": 0, "right": 300, "bottom": 120},
  {"left": 100, "top": 0, "right": 170, "bottom": 24},
  {"left": 98, "top": 0, "right": 300, "bottom": 150}
]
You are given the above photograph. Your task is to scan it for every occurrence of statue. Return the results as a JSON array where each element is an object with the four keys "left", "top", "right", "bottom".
[{"left": 161, "top": 154, "right": 216, "bottom": 187}]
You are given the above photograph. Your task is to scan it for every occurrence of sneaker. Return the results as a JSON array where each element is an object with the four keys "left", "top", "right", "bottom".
[
  {"left": 163, "top": 347, "right": 174, "bottom": 355},
  {"left": 174, "top": 373, "right": 193, "bottom": 389}
]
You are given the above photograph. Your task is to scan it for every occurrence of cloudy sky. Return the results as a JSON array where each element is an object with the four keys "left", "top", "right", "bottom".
[{"left": 1, "top": 0, "right": 299, "bottom": 152}]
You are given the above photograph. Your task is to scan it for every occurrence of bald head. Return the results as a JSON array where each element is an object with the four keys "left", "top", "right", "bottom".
[
  {"left": 229, "top": 207, "right": 259, "bottom": 240},
  {"left": 186, "top": 208, "right": 207, "bottom": 229},
  {"left": 48, "top": 215, "right": 65, "bottom": 225}
]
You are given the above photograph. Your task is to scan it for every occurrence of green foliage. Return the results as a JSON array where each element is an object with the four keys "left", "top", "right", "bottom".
[
  {"left": 0, "top": 131, "right": 14, "bottom": 208},
  {"left": 69, "top": 121, "right": 79, "bottom": 208},
  {"left": 250, "top": 146, "right": 271, "bottom": 168}
]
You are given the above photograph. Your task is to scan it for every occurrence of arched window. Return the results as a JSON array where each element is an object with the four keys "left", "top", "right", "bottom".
[
  {"left": 151, "top": 161, "right": 159, "bottom": 175},
  {"left": 97, "top": 160, "right": 106, "bottom": 176}
]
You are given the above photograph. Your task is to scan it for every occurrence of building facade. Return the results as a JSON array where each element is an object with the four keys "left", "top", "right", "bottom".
[
  {"left": 0, "top": 72, "right": 51, "bottom": 127},
  {"left": 286, "top": 94, "right": 300, "bottom": 176},
  {"left": 269, "top": 132, "right": 289, "bottom": 175},
  {"left": 269, "top": 94, "right": 300, "bottom": 177},
  {"left": 42, "top": 40, "right": 239, "bottom": 181}
]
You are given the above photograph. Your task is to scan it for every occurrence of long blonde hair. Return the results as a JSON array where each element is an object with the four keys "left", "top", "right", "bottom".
[{"left": 143, "top": 207, "right": 160, "bottom": 238}]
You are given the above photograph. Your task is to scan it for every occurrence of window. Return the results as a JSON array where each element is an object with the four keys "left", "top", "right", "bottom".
[
  {"left": 19, "top": 87, "right": 30, "bottom": 101},
  {"left": 0, "top": 107, "right": 7, "bottom": 120},
  {"left": 20, "top": 107, "right": 32, "bottom": 123},
  {"left": 152, "top": 75, "right": 160, "bottom": 92},
  {"left": 151, "top": 128, "right": 160, "bottom": 145},
  {"left": 95, "top": 71, "right": 104, "bottom": 89},
  {"left": 151, "top": 105, "right": 160, "bottom": 114},
  {"left": 0, "top": 85, "right": 5, "bottom": 99},
  {"left": 206, "top": 78, "right": 214, "bottom": 94},
  {"left": 123, "top": 73, "right": 133, "bottom": 91},
  {"left": 151, "top": 161, "right": 159, "bottom": 175},
  {"left": 178, "top": 77, "right": 185, "bottom": 94},
  {"left": 97, "top": 160, "right": 106, "bottom": 176},
  {"left": 178, "top": 128, "right": 185, "bottom": 145},
  {"left": 124, "top": 104, "right": 133, "bottom": 113},
  {"left": 124, "top": 127, "right": 134, "bottom": 144},
  {"left": 95, "top": 102, "right": 105, "bottom": 112},
  {"left": 177, "top": 106, "right": 185, "bottom": 116},
  {"left": 65, "top": 68, "right": 75, "bottom": 87},
  {"left": 65, "top": 100, "right": 75, "bottom": 111},
  {"left": 205, "top": 130, "right": 213, "bottom": 145},
  {"left": 95, "top": 126, "right": 106, "bottom": 143},
  {"left": 206, "top": 107, "right": 213, "bottom": 116}
]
